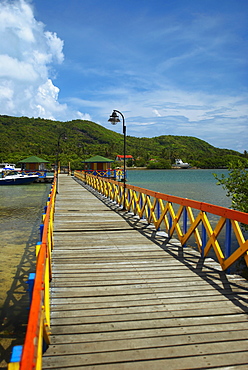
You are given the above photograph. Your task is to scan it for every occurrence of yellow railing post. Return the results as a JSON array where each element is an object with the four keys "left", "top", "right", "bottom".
[{"left": 81, "top": 172, "right": 248, "bottom": 272}]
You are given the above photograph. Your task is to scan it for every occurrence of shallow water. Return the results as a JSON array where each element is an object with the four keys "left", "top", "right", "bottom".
[
  {"left": 0, "top": 183, "right": 51, "bottom": 366},
  {"left": 0, "top": 184, "right": 51, "bottom": 306}
]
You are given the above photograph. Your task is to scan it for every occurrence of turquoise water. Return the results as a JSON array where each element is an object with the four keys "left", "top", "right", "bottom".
[
  {"left": 127, "top": 169, "right": 230, "bottom": 208},
  {"left": 127, "top": 169, "right": 248, "bottom": 276}
]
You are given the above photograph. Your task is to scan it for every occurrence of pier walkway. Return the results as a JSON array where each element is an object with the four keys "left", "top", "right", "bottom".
[{"left": 42, "top": 174, "right": 248, "bottom": 369}]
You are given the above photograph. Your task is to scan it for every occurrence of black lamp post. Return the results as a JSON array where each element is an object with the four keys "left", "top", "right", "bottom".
[
  {"left": 108, "top": 110, "right": 126, "bottom": 210},
  {"left": 56, "top": 132, "right": 67, "bottom": 194}
]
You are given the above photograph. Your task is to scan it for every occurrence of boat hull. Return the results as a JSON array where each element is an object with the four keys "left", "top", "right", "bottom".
[{"left": 0, "top": 175, "right": 39, "bottom": 185}]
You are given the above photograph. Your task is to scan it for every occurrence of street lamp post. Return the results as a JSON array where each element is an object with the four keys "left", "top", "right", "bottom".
[
  {"left": 108, "top": 110, "right": 126, "bottom": 210},
  {"left": 56, "top": 132, "right": 67, "bottom": 194}
]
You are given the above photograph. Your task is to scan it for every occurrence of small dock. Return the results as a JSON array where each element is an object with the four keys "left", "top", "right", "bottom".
[{"left": 42, "top": 174, "right": 248, "bottom": 369}]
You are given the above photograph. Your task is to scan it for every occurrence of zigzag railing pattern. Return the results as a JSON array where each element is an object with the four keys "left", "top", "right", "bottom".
[{"left": 75, "top": 171, "right": 248, "bottom": 271}]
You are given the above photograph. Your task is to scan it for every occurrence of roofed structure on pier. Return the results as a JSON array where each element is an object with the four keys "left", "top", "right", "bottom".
[{"left": 18, "top": 156, "right": 49, "bottom": 171}]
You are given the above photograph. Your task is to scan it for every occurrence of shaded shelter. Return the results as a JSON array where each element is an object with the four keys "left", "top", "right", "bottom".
[
  {"left": 18, "top": 156, "right": 49, "bottom": 171},
  {"left": 82, "top": 155, "right": 114, "bottom": 172}
]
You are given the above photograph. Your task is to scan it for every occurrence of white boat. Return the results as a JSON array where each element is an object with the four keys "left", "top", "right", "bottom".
[
  {"left": 0, "top": 163, "right": 21, "bottom": 172},
  {"left": 174, "top": 159, "right": 190, "bottom": 169},
  {"left": 0, "top": 171, "right": 39, "bottom": 185}
]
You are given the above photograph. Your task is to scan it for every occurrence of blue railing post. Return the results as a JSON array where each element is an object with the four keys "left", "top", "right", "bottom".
[
  {"left": 183, "top": 207, "right": 188, "bottom": 247},
  {"left": 39, "top": 223, "right": 44, "bottom": 241},
  {"left": 183, "top": 207, "right": 188, "bottom": 234},
  {"left": 156, "top": 201, "right": 160, "bottom": 231},
  {"left": 140, "top": 196, "right": 144, "bottom": 219},
  {"left": 201, "top": 223, "right": 207, "bottom": 257},
  {"left": 27, "top": 273, "right": 36, "bottom": 305},
  {"left": 9, "top": 345, "right": 23, "bottom": 364},
  {"left": 225, "top": 219, "right": 232, "bottom": 273},
  {"left": 168, "top": 205, "right": 172, "bottom": 237}
]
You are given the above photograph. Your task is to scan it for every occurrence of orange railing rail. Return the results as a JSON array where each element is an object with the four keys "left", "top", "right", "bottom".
[
  {"left": 75, "top": 171, "right": 248, "bottom": 271},
  {"left": 8, "top": 176, "right": 56, "bottom": 370}
]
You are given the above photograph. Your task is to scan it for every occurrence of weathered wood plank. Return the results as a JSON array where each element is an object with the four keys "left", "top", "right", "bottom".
[
  {"left": 50, "top": 300, "right": 246, "bottom": 319},
  {"left": 49, "top": 290, "right": 236, "bottom": 305},
  {"left": 42, "top": 175, "right": 248, "bottom": 369},
  {"left": 49, "top": 314, "right": 248, "bottom": 336},
  {"left": 45, "top": 329, "right": 248, "bottom": 356},
  {"left": 48, "top": 319, "right": 248, "bottom": 343},
  {"left": 44, "top": 339, "right": 248, "bottom": 368},
  {"left": 42, "top": 354, "right": 248, "bottom": 370}
]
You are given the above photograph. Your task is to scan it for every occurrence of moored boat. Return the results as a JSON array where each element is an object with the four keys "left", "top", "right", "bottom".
[
  {"left": 0, "top": 163, "right": 21, "bottom": 172},
  {"left": 174, "top": 159, "right": 190, "bottom": 168},
  {"left": 0, "top": 171, "right": 39, "bottom": 185}
]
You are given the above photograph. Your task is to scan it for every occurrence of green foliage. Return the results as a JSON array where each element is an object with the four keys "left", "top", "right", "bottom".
[
  {"left": 0, "top": 115, "right": 246, "bottom": 170},
  {"left": 214, "top": 160, "right": 248, "bottom": 215},
  {"left": 147, "top": 159, "right": 171, "bottom": 169}
]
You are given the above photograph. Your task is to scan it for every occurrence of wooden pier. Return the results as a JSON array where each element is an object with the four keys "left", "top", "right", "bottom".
[{"left": 42, "top": 174, "right": 248, "bottom": 369}]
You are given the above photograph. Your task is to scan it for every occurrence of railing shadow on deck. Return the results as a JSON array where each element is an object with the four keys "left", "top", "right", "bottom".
[{"left": 74, "top": 174, "right": 248, "bottom": 315}]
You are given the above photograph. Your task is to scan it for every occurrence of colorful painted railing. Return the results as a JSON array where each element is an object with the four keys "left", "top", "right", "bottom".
[
  {"left": 75, "top": 171, "right": 248, "bottom": 271},
  {"left": 22, "top": 170, "right": 54, "bottom": 180},
  {"left": 8, "top": 178, "right": 56, "bottom": 370},
  {"left": 83, "top": 168, "right": 124, "bottom": 180}
]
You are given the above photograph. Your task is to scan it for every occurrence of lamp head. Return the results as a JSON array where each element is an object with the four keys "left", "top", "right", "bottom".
[{"left": 108, "top": 111, "right": 120, "bottom": 125}]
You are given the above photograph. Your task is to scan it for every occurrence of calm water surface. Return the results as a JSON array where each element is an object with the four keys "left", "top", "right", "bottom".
[
  {"left": 0, "top": 183, "right": 51, "bottom": 310},
  {"left": 127, "top": 169, "right": 230, "bottom": 208}
]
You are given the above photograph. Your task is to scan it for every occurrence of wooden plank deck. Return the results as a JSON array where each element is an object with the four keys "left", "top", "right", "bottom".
[{"left": 42, "top": 174, "right": 248, "bottom": 369}]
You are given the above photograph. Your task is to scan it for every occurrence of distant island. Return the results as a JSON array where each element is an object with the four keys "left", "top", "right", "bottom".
[{"left": 1, "top": 115, "right": 247, "bottom": 170}]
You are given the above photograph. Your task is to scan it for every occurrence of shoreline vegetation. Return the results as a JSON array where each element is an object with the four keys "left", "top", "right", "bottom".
[
  {"left": 1, "top": 115, "right": 247, "bottom": 170},
  {"left": 126, "top": 166, "right": 199, "bottom": 170}
]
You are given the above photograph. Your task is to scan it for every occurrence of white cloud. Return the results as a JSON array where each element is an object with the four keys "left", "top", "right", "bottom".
[
  {"left": 0, "top": 0, "right": 89, "bottom": 121},
  {"left": 89, "top": 84, "right": 248, "bottom": 151},
  {"left": 153, "top": 109, "right": 162, "bottom": 117},
  {"left": 45, "top": 31, "right": 64, "bottom": 64},
  {"left": 0, "top": 54, "right": 38, "bottom": 81}
]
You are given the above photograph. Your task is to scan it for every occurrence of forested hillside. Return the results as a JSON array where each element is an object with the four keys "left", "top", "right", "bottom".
[{"left": 0, "top": 115, "right": 246, "bottom": 169}]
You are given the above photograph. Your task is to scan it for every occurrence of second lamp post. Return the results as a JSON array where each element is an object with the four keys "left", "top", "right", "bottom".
[{"left": 56, "top": 132, "right": 67, "bottom": 194}]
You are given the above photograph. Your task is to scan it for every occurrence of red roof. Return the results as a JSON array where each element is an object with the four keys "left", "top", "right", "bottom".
[{"left": 116, "top": 155, "right": 133, "bottom": 159}]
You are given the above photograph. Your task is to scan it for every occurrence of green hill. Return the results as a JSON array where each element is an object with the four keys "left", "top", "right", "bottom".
[{"left": 0, "top": 115, "right": 246, "bottom": 169}]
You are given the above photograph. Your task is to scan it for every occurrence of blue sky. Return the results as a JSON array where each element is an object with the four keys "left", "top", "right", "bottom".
[{"left": 0, "top": 0, "right": 247, "bottom": 152}]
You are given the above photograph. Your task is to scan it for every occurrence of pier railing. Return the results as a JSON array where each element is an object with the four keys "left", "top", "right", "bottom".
[
  {"left": 83, "top": 168, "right": 124, "bottom": 180},
  {"left": 8, "top": 177, "right": 56, "bottom": 370},
  {"left": 75, "top": 171, "right": 248, "bottom": 271}
]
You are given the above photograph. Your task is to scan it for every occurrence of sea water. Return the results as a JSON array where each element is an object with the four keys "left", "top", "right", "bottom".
[{"left": 127, "top": 168, "right": 230, "bottom": 208}]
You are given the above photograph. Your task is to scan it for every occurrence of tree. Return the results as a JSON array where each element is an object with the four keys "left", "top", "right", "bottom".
[
  {"left": 214, "top": 160, "right": 248, "bottom": 215},
  {"left": 147, "top": 159, "right": 171, "bottom": 169}
]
